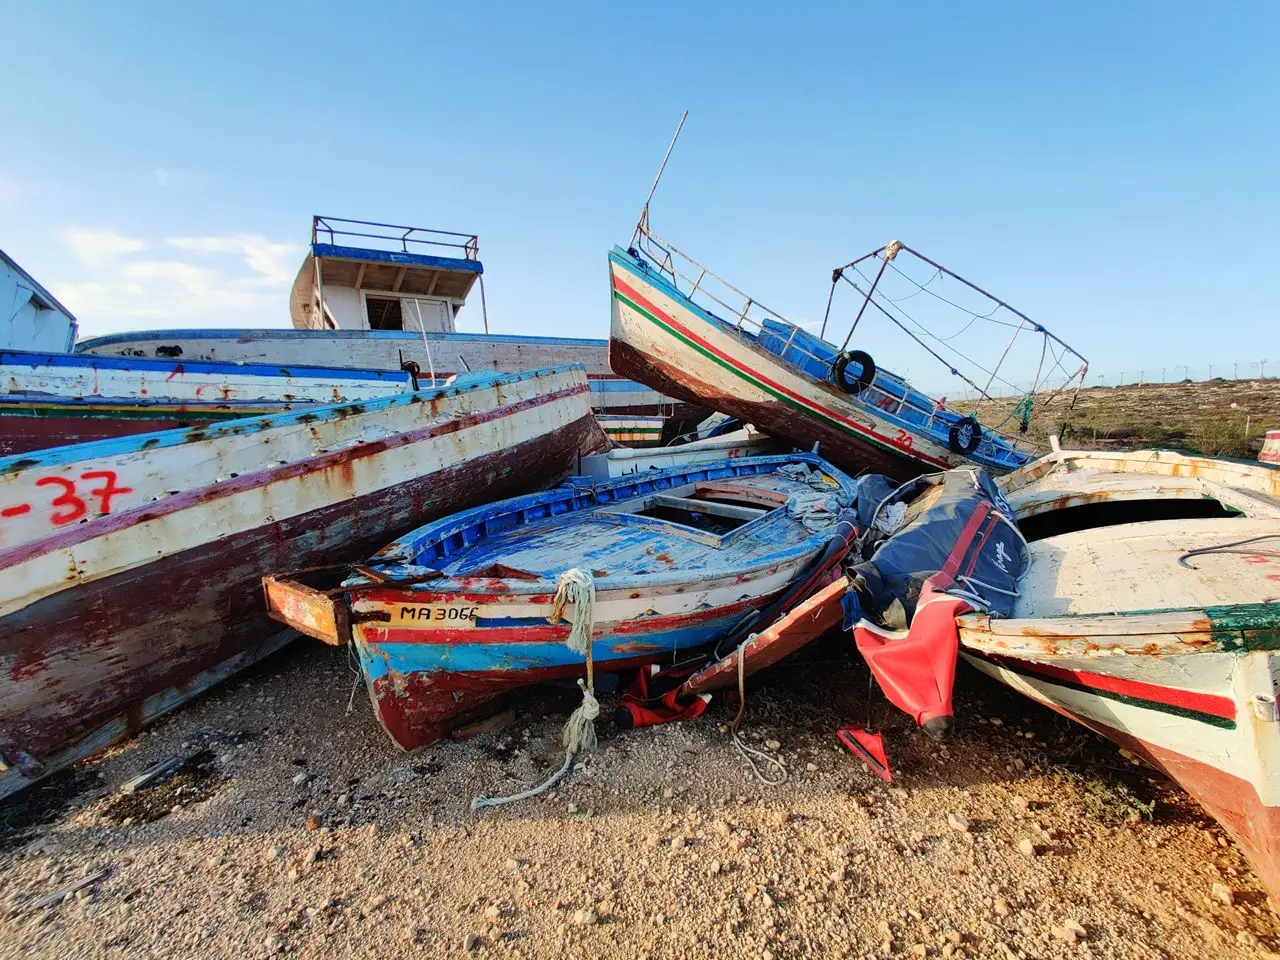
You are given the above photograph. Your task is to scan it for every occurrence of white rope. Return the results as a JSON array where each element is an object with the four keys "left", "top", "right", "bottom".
[
  {"left": 471, "top": 750, "right": 574, "bottom": 811},
  {"left": 730, "top": 636, "right": 788, "bottom": 786},
  {"left": 550, "top": 568, "right": 595, "bottom": 655},
  {"left": 470, "top": 569, "right": 599, "bottom": 810}
]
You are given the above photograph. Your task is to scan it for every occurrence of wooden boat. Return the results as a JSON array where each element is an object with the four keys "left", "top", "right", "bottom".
[
  {"left": 77, "top": 218, "right": 696, "bottom": 420},
  {"left": 0, "top": 349, "right": 412, "bottom": 455},
  {"left": 609, "top": 240, "right": 1057, "bottom": 479},
  {"left": 78, "top": 329, "right": 687, "bottom": 418},
  {"left": 264, "top": 453, "right": 859, "bottom": 749},
  {"left": 1262, "top": 429, "right": 1280, "bottom": 466},
  {"left": 679, "top": 573, "right": 848, "bottom": 697},
  {"left": 0, "top": 366, "right": 602, "bottom": 798},
  {"left": 955, "top": 448, "right": 1280, "bottom": 901},
  {"left": 596, "top": 415, "right": 665, "bottom": 447},
  {"left": 575, "top": 423, "right": 780, "bottom": 480}
]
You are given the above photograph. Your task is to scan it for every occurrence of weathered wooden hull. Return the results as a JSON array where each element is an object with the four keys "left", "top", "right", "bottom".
[
  {"left": 596, "top": 415, "right": 664, "bottom": 447},
  {"left": 270, "top": 454, "right": 857, "bottom": 749},
  {"left": 574, "top": 428, "right": 780, "bottom": 479},
  {"left": 609, "top": 249, "right": 1026, "bottom": 480},
  {"left": 75, "top": 329, "right": 694, "bottom": 417},
  {"left": 958, "top": 446, "right": 1280, "bottom": 901},
  {"left": 960, "top": 624, "right": 1280, "bottom": 903},
  {"left": 0, "top": 349, "right": 413, "bottom": 456},
  {"left": 679, "top": 573, "right": 847, "bottom": 697},
  {"left": 0, "top": 367, "right": 603, "bottom": 797},
  {"left": 1262, "top": 430, "right": 1280, "bottom": 466},
  {"left": 350, "top": 565, "right": 807, "bottom": 749}
]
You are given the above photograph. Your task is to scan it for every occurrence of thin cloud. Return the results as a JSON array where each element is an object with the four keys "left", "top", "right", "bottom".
[
  {"left": 63, "top": 228, "right": 148, "bottom": 270},
  {"left": 52, "top": 228, "right": 302, "bottom": 333},
  {"left": 166, "top": 234, "right": 299, "bottom": 285}
]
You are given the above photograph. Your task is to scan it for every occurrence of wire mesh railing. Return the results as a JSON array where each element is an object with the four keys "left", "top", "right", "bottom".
[{"left": 630, "top": 224, "right": 1031, "bottom": 458}]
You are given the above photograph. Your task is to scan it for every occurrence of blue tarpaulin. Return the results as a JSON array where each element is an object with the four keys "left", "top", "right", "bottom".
[{"left": 842, "top": 467, "right": 1027, "bottom": 629}]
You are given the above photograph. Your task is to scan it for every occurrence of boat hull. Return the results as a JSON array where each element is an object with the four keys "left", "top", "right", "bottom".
[
  {"left": 75, "top": 329, "right": 698, "bottom": 418},
  {"left": 611, "top": 252, "right": 998, "bottom": 479},
  {"left": 0, "top": 367, "right": 602, "bottom": 797},
  {"left": 350, "top": 566, "right": 806, "bottom": 749},
  {"left": 960, "top": 615, "right": 1280, "bottom": 903},
  {"left": 0, "top": 349, "right": 413, "bottom": 456}
]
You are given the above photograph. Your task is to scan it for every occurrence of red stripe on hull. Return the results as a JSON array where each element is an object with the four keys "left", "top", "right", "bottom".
[
  {"left": 0, "top": 383, "right": 592, "bottom": 570},
  {"left": 0, "top": 415, "right": 601, "bottom": 768},
  {"left": 1023, "top": 697, "right": 1280, "bottom": 904},
  {"left": 608, "top": 339, "right": 924, "bottom": 481},
  {"left": 0, "top": 413, "right": 223, "bottom": 457},
  {"left": 982, "top": 652, "right": 1237, "bottom": 720},
  {"left": 611, "top": 274, "right": 951, "bottom": 477}
]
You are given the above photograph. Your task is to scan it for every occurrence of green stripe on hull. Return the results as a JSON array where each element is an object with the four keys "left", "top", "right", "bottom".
[
  {"left": 613, "top": 288, "right": 913, "bottom": 463},
  {"left": 966, "top": 650, "right": 1237, "bottom": 730}
]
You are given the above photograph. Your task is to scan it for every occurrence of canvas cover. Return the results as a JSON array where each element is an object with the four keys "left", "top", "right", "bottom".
[{"left": 842, "top": 466, "right": 1027, "bottom": 628}]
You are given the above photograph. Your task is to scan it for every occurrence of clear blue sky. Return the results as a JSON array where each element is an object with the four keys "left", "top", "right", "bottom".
[{"left": 2, "top": 2, "right": 1276, "bottom": 387}]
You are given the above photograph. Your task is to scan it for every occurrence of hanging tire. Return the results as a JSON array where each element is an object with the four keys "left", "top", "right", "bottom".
[
  {"left": 832, "top": 350, "right": 876, "bottom": 394},
  {"left": 948, "top": 416, "right": 982, "bottom": 455}
]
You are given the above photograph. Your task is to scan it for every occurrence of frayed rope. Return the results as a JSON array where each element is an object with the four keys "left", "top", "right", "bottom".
[{"left": 471, "top": 568, "right": 598, "bottom": 810}]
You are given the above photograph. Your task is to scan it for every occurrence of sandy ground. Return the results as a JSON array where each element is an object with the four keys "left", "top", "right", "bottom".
[{"left": 1, "top": 634, "right": 1276, "bottom": 960}]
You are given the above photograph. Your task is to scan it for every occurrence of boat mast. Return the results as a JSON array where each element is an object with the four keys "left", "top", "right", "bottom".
[{"left": 632, "top": 110, "right": 689, "bottom": 249}]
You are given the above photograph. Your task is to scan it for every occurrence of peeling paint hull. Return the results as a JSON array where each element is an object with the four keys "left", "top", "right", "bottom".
[
  {"left": 318, "top": 454, "right": 859, "bottom": 750},
  {"left": 0, "top": 367, "right": 602, "bottom": 797},
  {"left": 608, "top": 248, "right": 1031, "bottom": 480},
  {"left": 956, "top": 446, "right": 1280, "bottom": 902}
]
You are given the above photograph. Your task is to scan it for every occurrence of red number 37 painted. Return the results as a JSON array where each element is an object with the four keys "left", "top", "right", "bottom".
[{"left": 33, "top": 471, "right": 134, "bottom": 525}]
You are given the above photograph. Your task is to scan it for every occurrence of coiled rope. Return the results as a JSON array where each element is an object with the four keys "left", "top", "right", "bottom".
[{"left": 472, "top": 568, "right": 598, "bottom": 810}]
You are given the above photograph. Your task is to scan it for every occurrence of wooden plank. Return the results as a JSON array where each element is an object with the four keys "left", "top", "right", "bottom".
[
  {"left": 263, "top": 574, "right": 349, "bottom": 645},
  {"left": 679, "top": 575, "right": 847, "bottom": 697},
  {"left": 391, "top": 266, "right": 407, "bottom": 292}
]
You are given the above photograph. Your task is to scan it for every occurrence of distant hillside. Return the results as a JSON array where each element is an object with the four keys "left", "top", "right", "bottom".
[{"left": 955, "top": 378, "right": 1280, "bottom": 459}]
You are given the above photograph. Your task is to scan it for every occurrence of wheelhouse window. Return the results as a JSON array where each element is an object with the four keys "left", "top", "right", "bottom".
[{"left": 365, "top": 296, "right": 404, "bottom": 330}]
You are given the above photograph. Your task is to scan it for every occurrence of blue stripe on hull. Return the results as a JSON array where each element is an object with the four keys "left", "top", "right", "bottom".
[{"left": 357, "top": 616, "right": 747, "bottom": 679}]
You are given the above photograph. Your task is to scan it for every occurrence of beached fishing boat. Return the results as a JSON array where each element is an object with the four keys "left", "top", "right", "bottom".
[
  {"left": 575, "top": 423, "right": 780, "bottom": 479},
  {"left": 596, "top": 415, "right": 665, "bottom": 447},
  {"left": 264, "top": 453, "right": 858, "bottom": 749},
  {"left": 610, "top": 120, "right": 1086, "bottom": 479},
  {"left": 610, "top": 237, "right": 1088, "bottom": 479},
  {"left": 953, "top": 448, "right": 1280, "bottom": 900},
  {"left": 820, "top": 446, "right": 1280, "bottom": 898},
  {"left": 77, "top": 217, "right": 695, "bottom": 420},
  {"left": 0, "top": 349, "right": 413, "bottom": 455},
  {"left": 0, "top": 366, "right": 602, "bottom": 798}
]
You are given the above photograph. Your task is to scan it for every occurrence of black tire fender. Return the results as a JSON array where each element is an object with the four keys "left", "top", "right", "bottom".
[
  {"left": 948, "top": 416, "right": 982, "bottom": 455},
  {"left": 832, "top": 350, "right": 876, "bottom": 394}
]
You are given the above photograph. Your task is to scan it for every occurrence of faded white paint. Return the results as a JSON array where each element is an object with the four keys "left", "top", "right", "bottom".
[
  {"left": 0, "top": 355, "right": 410, "bottom": 406},
  {"left": 0, "top": 367, "right": 594, "bottom": 617}
]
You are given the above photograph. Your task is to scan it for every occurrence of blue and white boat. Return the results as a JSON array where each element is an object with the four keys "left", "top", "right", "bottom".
[{"left": 264, "top": 453, "right": 859, "bottom": 749}]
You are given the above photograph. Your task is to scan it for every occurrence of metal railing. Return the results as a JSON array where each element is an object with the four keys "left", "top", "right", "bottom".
[
  {"left": 312, "top": 216, "right": 480, "bottom": 261},
  {"left": 631, "top": 224, "right": 1020, "bottom": 458}
]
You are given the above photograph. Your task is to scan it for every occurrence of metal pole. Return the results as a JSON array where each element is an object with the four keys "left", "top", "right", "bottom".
[
  {"left": 840, "top": 252, "right": 891, "bottom": 352},
  {"left": 632, "top": 111, "right": 688, "bottom": 248},
  {"left": 478, "top": 275, "right": 490, "bottom": 335}
]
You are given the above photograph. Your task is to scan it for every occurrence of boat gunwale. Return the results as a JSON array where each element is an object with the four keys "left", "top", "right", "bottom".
[
  {"left": 353, "top": 453, "right": 857, "bottom": 595},
  {"left": 0, "top": 364, "right": 589, "bottom": 475},
  {"left": 608, "top": 246, "right": 1030, "bottom": 469}
]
